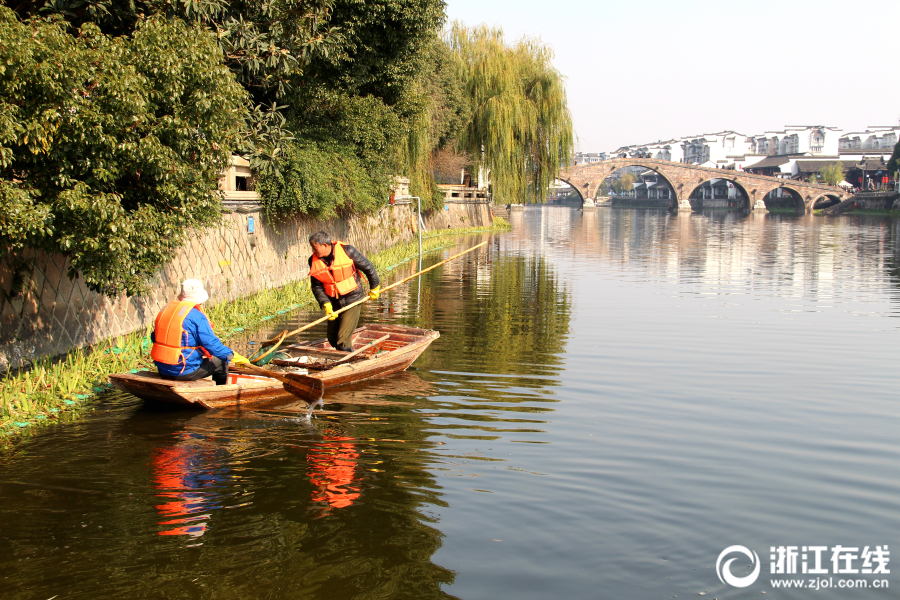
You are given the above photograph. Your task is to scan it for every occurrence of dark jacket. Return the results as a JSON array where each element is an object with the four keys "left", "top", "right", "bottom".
[{"left": 308, "top": 243, "right": 380, "bottom": 308}]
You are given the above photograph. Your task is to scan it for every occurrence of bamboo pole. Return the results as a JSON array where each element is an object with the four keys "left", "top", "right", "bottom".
[
  {"left": 258, "top": 241, "right": 488, "bottom": 348},
  {"left": 334, "top": 334, "right": 390, "bottom": 364},
  {"left": 249, "top": 330, "right": 287, "bottom": 365}
]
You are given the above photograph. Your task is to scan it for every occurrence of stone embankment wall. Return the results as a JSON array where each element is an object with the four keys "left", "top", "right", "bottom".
[
  {"left": 851, "top": 192, "right": 900, "bottom": 210},
  {"left": 0, "top": 201, "right": 492, "bottom": 371}
]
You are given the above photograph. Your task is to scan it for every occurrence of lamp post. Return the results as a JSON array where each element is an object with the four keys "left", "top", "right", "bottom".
[{"left": 861, "top": 157, "right": 867, "bottom": 192}]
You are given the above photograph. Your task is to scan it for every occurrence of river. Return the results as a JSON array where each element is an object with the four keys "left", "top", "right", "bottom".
[{"left": 1, "top": 206, "right": 897, "bottom": 599}]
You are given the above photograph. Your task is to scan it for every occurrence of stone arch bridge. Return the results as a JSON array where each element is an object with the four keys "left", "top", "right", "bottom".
[{"left": 560, "top": 158, "right": 847, "bottom": 212}]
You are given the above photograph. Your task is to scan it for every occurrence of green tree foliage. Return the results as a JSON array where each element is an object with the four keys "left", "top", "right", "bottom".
[
  {"left": 257, "top": 73, "right": 413, "bottom": 218},
  {"left": 300, "top": 0, "right": 445, "bottom": 103},
  {"left": 888, "top": 140, "right": 900, "bottom": 176},
  {"left": 449, "top": 23, "right": 573, "bottom": 204},
  {"left": 818, "top": 162, "right": 844, "bottom": 186},
  {"left": 261, "top": 2, "right": 460, "bottom": 216},
  {"left": 401, "top": 39, "right": 472, "bottom": 210},
  {"left": 598, "top": 181, "right": 609, "bottom": 197},
  {"left": 8, "top": 1, "right": 339, "bottom": 95},
  {"left": 9, "top": 0, "right": 343, "bottom": 167},
  {"left": 611, "top": 174, "right": 635, "bottom": 194},
  {"left": 0, "top": 8, "right": 246, "bottom": 295},
  {"left": 254, "top": 141, "right": 388, "bottom": 220}
]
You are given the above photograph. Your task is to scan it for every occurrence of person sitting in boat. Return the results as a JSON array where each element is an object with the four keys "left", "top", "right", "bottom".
[
  {"left": 308, "top": 231, "right": 381, "bottom": 352},
  {"left": 151, "top": 279, "right": 250, "bottom": 385}
]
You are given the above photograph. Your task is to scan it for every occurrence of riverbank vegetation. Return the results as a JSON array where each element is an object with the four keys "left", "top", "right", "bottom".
[
  {"left": 0, "top": 9, "right": 246, "bottom": 296},
  {"left": 0, "top": 223, "right": 507, "bottom": 441},
  {"left": 1, "top": 2, "right": 570, "bottom": 298}
]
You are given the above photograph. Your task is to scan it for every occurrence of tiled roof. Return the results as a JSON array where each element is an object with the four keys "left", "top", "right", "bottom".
[{"left": 745, "top": 156, "right": 791, "bottom": 169}]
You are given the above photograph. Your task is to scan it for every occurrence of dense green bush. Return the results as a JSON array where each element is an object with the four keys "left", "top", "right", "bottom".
[
  {"left": 255, "top": 141, "right": 389, "bottom": 220},
  {"left": 0, "top": 9, "right": 247, "bottom": 295},
  {"left": 8, "top": 0, "right": 342, "bottom": 172}
]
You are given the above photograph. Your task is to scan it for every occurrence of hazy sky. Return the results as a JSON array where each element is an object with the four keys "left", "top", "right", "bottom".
[{"left": 445, "top": 0, "right": 900, "bottom": 152}]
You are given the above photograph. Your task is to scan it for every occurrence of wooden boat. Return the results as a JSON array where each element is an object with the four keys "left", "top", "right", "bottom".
[
  {"left": 276, "top": 323, "right": 439, "bottom": 402},
  {"left": 108, "top": 323, "right": 439, "bottom": 408},
  {"left": 108, "top": 368, "right": 294, "bottom": 409}
]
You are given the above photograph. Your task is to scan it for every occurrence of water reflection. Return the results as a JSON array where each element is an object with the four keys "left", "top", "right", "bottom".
[
  {"left": 152, "top": 432, "right": 229, "bottom": 539},
  {"left": 6, "top": 208, "right": 899, "bottom": 599},
  {"left": 308, "top": 435, "right": 361, "bottom": 512}
]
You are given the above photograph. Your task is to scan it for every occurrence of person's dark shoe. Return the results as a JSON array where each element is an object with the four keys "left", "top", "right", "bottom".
[{"left": 336, "top": 345, "right": 353, "bottom": 353}]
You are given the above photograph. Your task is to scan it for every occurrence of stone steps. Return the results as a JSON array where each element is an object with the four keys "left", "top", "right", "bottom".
[
  {"left": 822, "top": 197, "right": 858, "bottom": 216},
  {"left": 491, "top": 204, "right": 510, "bottom": 219}
]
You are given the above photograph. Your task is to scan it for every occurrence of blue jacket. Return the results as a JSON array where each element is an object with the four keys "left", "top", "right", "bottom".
[{"left": 152, "top": 307, "right": 233, "bottom": 377}]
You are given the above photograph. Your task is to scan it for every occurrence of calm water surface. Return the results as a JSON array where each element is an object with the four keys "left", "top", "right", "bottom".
[{"left": 2, "top": 207, "right": 898, "bottom": 599}]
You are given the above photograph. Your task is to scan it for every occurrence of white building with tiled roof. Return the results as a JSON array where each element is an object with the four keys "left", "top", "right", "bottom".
[
  {"left": 839, "top": 127, "right": 899, "bottom": 154},
  {"left": 579, "top": 124, "right": 897, "bottom": 177},
  {"left": 751, "top": 126, "right": 843, "bottom": 157}
]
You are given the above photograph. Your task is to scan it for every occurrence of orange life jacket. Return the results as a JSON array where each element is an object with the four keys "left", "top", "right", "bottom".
[
  {"left": 309, "top": 242, "right": 359, "bottom": 297},
  {"left": 150, "top": 300, "right": 212, "bottom": 367}
]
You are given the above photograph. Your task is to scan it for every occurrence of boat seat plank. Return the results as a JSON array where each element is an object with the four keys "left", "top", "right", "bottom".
[{"left": 112, "top": 371, "right": 216, "bottom": 388}]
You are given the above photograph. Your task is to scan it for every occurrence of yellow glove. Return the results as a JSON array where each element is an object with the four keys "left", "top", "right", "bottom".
[
  {"left": 231, "top": 352, "right": 250, "bottom": 366},
  {"left": 323, "top": 302, "right": 338, "bottom": 321},
  {"left": 367, "top": 285, "right": 381, "bottom": 300}
]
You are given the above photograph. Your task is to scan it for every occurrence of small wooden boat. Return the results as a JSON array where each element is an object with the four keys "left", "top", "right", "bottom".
[
  {"left": 276, "top": 323, "right": 439, "bottom": 402},
  {"left": 108, "top": 324, "right": 439, "bottom": 408}
]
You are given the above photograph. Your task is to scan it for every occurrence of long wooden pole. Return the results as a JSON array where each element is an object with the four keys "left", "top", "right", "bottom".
[
  {"left": 233, "top": 362, "right": 297, "bottom": 388},
  {"left": 258, "top": 241, "right": 488, "bottom": 348}
]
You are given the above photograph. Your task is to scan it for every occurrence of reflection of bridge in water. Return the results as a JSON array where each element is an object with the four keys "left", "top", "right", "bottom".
[{"left": 560, "top": 158, "right": 847, "bottom": 213}]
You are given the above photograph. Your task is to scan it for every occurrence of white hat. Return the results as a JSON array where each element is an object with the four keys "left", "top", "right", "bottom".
[{"left": 178, "top": 279, "right": 209, "bottom": 304}]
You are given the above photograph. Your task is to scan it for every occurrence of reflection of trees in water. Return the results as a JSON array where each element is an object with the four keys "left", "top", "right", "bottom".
[{"left": 411, "top": 251, "right": 572, "bottom": 379}]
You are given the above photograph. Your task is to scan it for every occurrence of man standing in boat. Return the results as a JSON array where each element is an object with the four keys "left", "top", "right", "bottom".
[
  {"left": 308, "top": 231, "right": 381, "bottom": 352},
  {"left": 151, "top": 279, "right": 250, "bottom": 385}
]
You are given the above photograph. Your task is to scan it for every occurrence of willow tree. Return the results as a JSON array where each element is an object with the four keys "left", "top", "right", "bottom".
[{"left": 448, "top": 23, "right": 573, "bottom": 204}]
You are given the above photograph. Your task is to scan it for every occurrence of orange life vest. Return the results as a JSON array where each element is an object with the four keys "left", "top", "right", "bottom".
[
  {"left": 309, "top": 242, "right": 359, "bottom": 297},
  {"left": 150, "top": 300, "right": 211, "bottom": 366}
]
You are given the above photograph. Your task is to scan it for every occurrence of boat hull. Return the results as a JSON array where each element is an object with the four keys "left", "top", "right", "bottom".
[
  {"left": 282, "top": 324, "right": 440, "bottom": 402},
  {"left": 109, "top": 324, "right": 439, "bottom": 408},
  {"left": 109, "top": 371, "right": 294, "bottom": 409}
]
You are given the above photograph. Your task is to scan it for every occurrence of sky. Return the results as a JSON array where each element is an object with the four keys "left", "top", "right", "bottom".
[{"left": 444, "top": 0, "right": 900, "bottom": 152}]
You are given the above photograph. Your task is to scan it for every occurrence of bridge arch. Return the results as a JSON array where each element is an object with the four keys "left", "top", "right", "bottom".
[
  {"left": 604, "top": 163, "right": 680, "bottom": 205},
  {"left": 762, "top": 186, "right": 806, "bottom": 213},
  {"left": 812, "top": 192, "right": 843, "bottom": 210},
  {"left": 685, "top": 177, "right": 753, "bottom": 212},
  {"left": 555, "top": 177, "right": 588, "bottom": 203}
]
